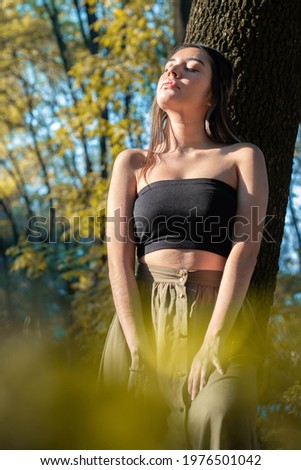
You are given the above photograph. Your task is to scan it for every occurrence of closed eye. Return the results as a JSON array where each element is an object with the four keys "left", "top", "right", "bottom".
[
  {"left": 163, "top": 61, "right": 200, "bottom": 73},
  {"left": 163, "top": 67, "right": 198, "bottom": 73}
]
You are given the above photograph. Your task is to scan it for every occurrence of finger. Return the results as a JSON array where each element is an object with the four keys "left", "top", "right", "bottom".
[
  {"left": 191, "top": 371, "right": 201, "bottom": 401},
  {"left": 188, "top": 364, "right": 201, "bottom": 399},
  {"left": 187, "top": 369, "right": 194, "bottom": 396},
  {"left": 212, "top": 357, "right": 224, "bottom": 376},
  {"left": 199, "top": 364, "right": 209, "bottom": 391}
]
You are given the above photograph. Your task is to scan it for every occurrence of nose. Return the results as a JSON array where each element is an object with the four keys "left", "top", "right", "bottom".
[{"left": 167, "top": 64, "right": 179, "bottom": 77}]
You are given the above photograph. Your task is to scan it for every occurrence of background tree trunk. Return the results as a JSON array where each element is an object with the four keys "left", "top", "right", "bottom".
[
  {"left": 185, "top": 0, "right": 301, "bottom": 333},
  {"left": 173, "top": 0, "right": 193, "bottom": 43}
]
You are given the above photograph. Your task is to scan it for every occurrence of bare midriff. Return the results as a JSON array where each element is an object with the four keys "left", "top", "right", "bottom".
[{"left": 139, "top": 248, "right": 227, "bottom": 271}]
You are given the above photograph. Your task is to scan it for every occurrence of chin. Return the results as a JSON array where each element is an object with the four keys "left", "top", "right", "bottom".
[{"left": 157, "top": 99, "right": 183, "bottom": 113}]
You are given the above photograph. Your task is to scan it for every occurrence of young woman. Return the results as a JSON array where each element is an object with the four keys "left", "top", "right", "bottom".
[{"left": 100, "top": 43, "right": 269, "bottom": 450}]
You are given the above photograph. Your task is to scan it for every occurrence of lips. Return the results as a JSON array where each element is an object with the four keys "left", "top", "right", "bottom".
[{"left": 161, "top": 80, "right": 179, "bottom": 89}]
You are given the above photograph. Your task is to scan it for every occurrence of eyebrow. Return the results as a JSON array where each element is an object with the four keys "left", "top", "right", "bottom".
[{"left": 167, "top": 57, "right": 206, "bottom": 66}]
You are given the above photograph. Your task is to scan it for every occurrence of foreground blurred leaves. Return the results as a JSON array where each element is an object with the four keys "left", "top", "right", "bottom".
[{"left": 0, "top": 334, "right": 167, "bottom": 449}]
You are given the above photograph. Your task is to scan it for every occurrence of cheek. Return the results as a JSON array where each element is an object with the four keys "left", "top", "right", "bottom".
[{"left": 194, "top": 83, "right": 212, "bottom": 105}]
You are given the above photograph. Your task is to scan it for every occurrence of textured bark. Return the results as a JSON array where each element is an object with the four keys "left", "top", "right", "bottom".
[{"left": 185, "top": 0, "right": 301, "bottom": 331}]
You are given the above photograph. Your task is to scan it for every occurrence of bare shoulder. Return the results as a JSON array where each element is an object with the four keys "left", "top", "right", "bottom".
[
  {"left": 228, "top": 142, "right": 266, "bottom": 167},
  {"left": 229, "top": 142, "right": 268, "bottom": 198},
  {"left": 112, "top": 148, "right": 147, "bottom": 175},
  {"left": 109, "top": 148, "right": 147, "bottom": 199}
]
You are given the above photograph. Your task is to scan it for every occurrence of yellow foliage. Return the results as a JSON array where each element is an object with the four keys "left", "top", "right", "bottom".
[
  {"left": 0, "top": 335, "right": 168, "bottom": 449},
  {"left": 8, "top": 245, "right": 48, "bottom": 280},
  {"left": 0, "top": 174, "right": 17, "bottom": 198},
  {"left": 67, "top": 0, "right": 173, "bottom": 152},
  {"left": 0, "top": 0, "right": 174, "bottom": 364}
]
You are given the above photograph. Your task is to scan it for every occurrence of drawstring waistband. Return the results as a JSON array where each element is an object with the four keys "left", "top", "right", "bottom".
[{"left": 136, "top": 262, "right": 223, "bottom": 288}]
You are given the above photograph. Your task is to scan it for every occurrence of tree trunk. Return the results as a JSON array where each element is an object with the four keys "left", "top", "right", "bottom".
[
  {"left": 1, "top": 155, "right": 34, "bottom": 221},
  {"left": 43, "top": 0, "right": 93, "bottom": 174},
  {"left": 0, "top": 198, "right": 19, "bottom": 245},
  {"left": 0, "top": 236, "right": 15, "bottom": 323},
  {"left": 83, "top": 0, "right": 99, "bottom": 55},
  {"left": 185, "top": 0, "right": 301, "bottom": 332}
]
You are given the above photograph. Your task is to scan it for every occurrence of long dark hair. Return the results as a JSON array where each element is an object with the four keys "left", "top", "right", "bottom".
[{"left": 142, "top": 43, "right": 240, "bottom": 179}]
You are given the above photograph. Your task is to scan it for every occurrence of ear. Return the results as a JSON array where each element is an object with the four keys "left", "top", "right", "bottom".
[{"left": 206, "top": 93, "right": 214, "bottom": 108}]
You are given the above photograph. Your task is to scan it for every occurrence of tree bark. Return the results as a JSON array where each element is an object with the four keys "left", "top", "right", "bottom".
[{"left": 185, "top": 0, "right": 301, "bottom": 332}]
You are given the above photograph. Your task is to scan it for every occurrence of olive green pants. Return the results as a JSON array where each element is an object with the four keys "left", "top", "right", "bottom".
[{"left": 100, "top": 263, "right": 263, "bottom": 450}]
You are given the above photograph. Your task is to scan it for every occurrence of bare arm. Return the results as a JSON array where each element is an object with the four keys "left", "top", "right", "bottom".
[
  {"left": 188, "top": 144, "right": 269, "bottom": 400},
  {"left": 106, "top": 149, "right": 149, "bottom": 373}
]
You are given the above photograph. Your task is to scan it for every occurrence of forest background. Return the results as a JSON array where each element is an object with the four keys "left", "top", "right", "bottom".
[{"left": 0, "top": 0, "right": 301, "bottom": 450}]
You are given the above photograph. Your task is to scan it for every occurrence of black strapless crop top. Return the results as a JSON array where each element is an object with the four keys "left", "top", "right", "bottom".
[{"left": 133, "top": 178, "right": 237, "bottom": 259}]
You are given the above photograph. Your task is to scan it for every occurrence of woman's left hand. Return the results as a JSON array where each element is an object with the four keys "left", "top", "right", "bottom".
[
  {"left": 128, "top": 368, "right": 149, "bottom": 400},
  {"left": 188, "top": 334, "right": 224, "bottom": 401}
]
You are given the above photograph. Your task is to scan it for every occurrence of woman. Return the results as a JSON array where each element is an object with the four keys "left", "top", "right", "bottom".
[{"left": 100, "top": 43, "right": 269, "bottom": 450}]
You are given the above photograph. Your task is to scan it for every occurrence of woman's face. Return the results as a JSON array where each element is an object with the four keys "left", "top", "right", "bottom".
[{"left": 156, "top": 47, "right": 213, "bottom": 116}]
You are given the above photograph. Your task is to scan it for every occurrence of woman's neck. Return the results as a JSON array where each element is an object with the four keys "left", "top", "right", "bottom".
[{"left": 165, "top": 115, "right": 215, "bottom": 152}]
